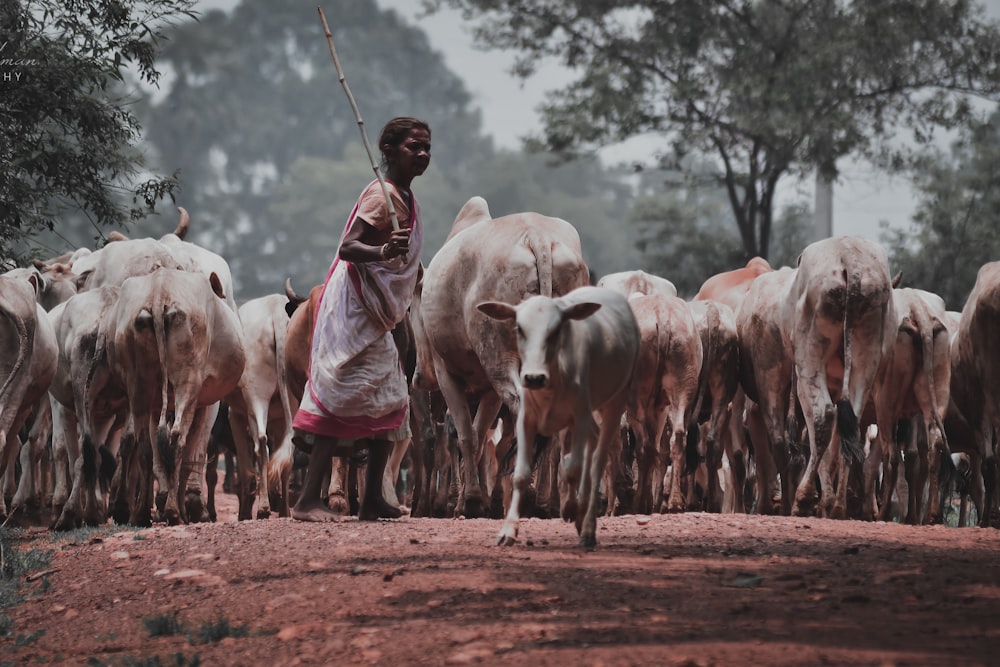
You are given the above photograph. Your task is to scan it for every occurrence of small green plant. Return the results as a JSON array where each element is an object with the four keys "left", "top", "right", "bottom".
[
  {"left": 193, "top": 618, "right": 249, "bottom": 644},
  {"left": 14, "top": 628, "right": 45, "bottom": 646},
  {"left": 142, "top": 613, "right": 184, "bottom": 638},
  {"left": 0, "top": 526, "right": 54, "bottom": 636}
]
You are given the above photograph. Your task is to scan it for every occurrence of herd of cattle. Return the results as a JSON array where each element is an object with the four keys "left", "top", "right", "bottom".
[{"left": 2, "top": 197, "right": 999, "bottom": 547}]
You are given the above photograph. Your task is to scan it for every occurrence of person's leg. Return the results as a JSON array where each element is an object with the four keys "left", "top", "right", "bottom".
[
  {"left": 359, "top": 438, "right": 402, "bottom": 521},
  {"left": 291, "top": 437, "right": 340, "bottom": 522}
]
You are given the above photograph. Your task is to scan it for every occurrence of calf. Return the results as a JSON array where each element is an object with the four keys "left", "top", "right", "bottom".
[{"left": 479, "top": 285, "right": 639, "bottom": 548}]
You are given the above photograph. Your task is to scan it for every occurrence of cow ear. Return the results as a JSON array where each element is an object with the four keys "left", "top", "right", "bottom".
[
  {"left": 26, "top": 271, "right": 41, "bottom": 297},
  {"left": 209, "top": 272, "right": 227, "bottom": 300},
  {"left": 75, "top": 270, "right": 92, "bottom": 291},
  {"left": 477, "top": 301, "right": 516, "bottom": 321},
  {"left": 562, "top": 302, "right": 602, "bottom": 321}
]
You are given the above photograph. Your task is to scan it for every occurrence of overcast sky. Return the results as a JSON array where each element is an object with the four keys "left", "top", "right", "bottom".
[{"left": 198, "top": 0, "right": 1000, "bottom": 242}]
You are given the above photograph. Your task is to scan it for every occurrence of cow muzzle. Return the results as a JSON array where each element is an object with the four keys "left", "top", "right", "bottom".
[{"left": 522, "top": 373, "right": 548, "bottom": 389}]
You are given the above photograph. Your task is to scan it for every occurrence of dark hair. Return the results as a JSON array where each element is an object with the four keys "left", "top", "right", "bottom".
[{"left": 378, "top": 117, "right": 430, "bottom": 172}]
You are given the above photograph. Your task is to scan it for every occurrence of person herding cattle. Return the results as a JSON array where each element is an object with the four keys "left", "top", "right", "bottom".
[{"left": 290, "top": 116, "right": 430, "bottom": 523}]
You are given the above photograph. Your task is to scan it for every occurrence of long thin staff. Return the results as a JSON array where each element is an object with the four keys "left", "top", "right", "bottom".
[{"left": 317, "top": 6, "right": 400, "bottom": 232}]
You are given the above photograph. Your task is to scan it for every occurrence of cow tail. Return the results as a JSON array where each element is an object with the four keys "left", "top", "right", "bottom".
[
  {"left": 0, "top": 305, "right": 30, "bottom": 417},
  {"left": 692, "top": 303, "right": 718, "bottom": 429},
  {"left": 267, "top": 308, "right": 297, "bottom": 493},
  {"left": 528, "top": 231, "right": 554, "bottom": 297},
  {"left": 921, "top": 310, "right": 949, "bottom": 455},
  {"left": 152, "top": 293, "right": 175, "bottom": 478},
  {"left": 837, "top": 268, "right": 863, "bottom": 464},
  {"left": 687, "top": 302, "right": 720, "bottom": 472}
]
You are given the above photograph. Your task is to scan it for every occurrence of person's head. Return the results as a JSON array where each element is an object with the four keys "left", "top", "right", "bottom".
[{"left": 378, "top": 117, "right": 431, "bottom": 183}]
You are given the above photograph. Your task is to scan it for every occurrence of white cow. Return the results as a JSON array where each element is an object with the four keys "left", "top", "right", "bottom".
[
  {"left": 735, "top": 267, "right": 799, "bottom": 515},
  {"left": 226, "top": 294, "right": 296, "bottom": 520},
  {"left": 949, "top": 262, "right": 1000, "bottom": 526},
  {"left": 46, "top": 287, "right": 128, "bottom": 530},
  {"left": 106, "top": 268, "right": 246, "bottom": 525},
  {"left": 0, "top": 273, "right": 57, "bottom": 523},
  {"left": 479, "top": 285, "right": 639, "bottom": 548},
  {"left": 414, "top": 197, "right": 590, "bottom": 518},
  {"left": 686, "top": 299, "right": 740, "bottom": 513},
  {"left": 782, "top": 237, "right": 895, "bottom": 517}
]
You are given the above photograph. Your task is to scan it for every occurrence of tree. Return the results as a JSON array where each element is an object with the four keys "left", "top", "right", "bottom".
[
  {"left": 426, "top": 0, "right": 1000, "bottom": 261},
  {"left": 142, "top": 0, "right": 491, "bottom": 297},
  {"left": 626, "top": 163, "right": 811, "bottom": 296},
  {"left": 883, "top": 112, "right": 1000, "bottom": 310},
  {"left": 0, "top": 0, "right": 196, "bottom": 266}
]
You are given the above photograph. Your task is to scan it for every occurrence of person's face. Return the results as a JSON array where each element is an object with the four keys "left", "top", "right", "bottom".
[{"left": 387, "top": 128, "right": 431, "bottom": 180}]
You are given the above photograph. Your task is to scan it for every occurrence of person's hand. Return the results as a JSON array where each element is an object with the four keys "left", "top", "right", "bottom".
[{"left": 382, "top": 228, "right": 411, "bottom": 260}]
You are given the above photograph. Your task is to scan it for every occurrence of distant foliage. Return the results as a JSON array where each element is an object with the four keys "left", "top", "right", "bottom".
[
  {"left": 0, "top": 0, "right": 196, "bottom": 266},
  {"left": 428, "top": 0, "right": 1000, "bottom": 262},
  {"left": 883, "top": 113, "right": 1000, "bottom": 310}
]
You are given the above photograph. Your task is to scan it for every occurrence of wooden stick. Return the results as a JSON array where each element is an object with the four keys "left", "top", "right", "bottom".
[{"left": 317, "top": 6, "right": 400, "bottom": 232}]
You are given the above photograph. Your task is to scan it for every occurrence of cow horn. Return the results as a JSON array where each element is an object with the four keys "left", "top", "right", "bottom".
[
  {"left": 285, "top": 277, "right": 306, "bottom": 303},
  {"left": 174, "top": 207, "right": 190, "bottom": 240}
]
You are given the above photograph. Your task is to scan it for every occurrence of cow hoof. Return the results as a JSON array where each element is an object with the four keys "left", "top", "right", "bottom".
[
  {"left": 185, "top": 494, "right": 206, "bottom": 524},
  {"left": 578, "top": 534, "right": 597, "bottom": 550},
  {"left": 163, "top": 508, "right": 182, "bottom": 526},
  {"left": 51, "top": 513, "right": 79, "bottom": 532},
  {"left": 326, "top": 493, "right": 350, "bottom": 516},
  {"left": 496, "top": 522, "right": 518, "bottom": 546},
  {"left": 496, "top": 533, "right": 516, "bottom": 547},
  {"left": 460, "top": 495, "right": 484, "bottom": 519},
  {"left": 256, "top": 508, "right": 272, "bottom": 520}
]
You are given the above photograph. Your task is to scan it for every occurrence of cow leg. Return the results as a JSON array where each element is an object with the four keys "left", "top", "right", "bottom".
[
  {"left": 230, "top": 411, "right": 256, "bottom": 521},
  {"left": 631, "top": 420, "right": 655, "bottom": 514},
  {"left": 358, "top": 438, "right": 402, "bottom": 521},
  {"left": 432, "top": 364, "right": 483, "bottom": 518},
  {"left": 11, "top": 397, "right": 53, "bottom": 523},
  {"left": 254, "top": 432, "right": 273, "bottom": 520},
  {"left": 382, "top": 438, "right": 410, "bottom": 512},
  {"left": 665, "top": 416, "right": 690, "bottom": 513},
  {"left": 923, "top": 421, "right": 947, "bottom": 525},
  {"left": 722, "top": 394, "right": 747, "bottom": 514},
  {"left": 497, "top": 407, "right": 537, "bottom": 546},
  {"left": 179, "top": 404, "right": 216, "bottom": 524},
  {"left": 205, "top": 434, "right": 219, "bottom": 522},
  {"left": 580, "top": 405, "right": 625, "bottom": 549},
  {"left": 792, "top": 368, "right": 835, "bottom": 517}
]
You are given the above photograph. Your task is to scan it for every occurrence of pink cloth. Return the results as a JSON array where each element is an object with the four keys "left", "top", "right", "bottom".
[{"left": 293, "top": 180, "right": 422, "bottom": 439}]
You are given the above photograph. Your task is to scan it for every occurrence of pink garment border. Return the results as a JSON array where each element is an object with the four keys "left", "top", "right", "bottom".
[{"left": 293, "top": 403, "right": 407, "bottom": 440}]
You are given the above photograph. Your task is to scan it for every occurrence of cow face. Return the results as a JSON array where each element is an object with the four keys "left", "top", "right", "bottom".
[{"left": 478, "top": 296, "right": 601, "bottom": 390}]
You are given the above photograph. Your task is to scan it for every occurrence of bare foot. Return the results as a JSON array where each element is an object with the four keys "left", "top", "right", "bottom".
[
  {"left": 291, "top": 499, "right": 342, "bottom": 522},
  {"left": 358, "top": 497, "right": 403, "bottom": 521}
]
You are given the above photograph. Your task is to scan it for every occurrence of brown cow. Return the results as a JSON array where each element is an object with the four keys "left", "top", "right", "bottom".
[{"left": 863, "top": 288, "right": 951, "bottom": 524}]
